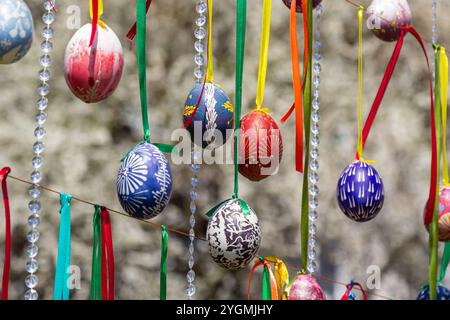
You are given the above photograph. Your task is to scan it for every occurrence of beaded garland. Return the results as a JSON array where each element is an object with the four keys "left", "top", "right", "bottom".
[
  {"left": 0, "top": 0, "right": 34, "bottom": 64},
  {"left": 116, "top": 143, "right": 173, "bottom": 220}
]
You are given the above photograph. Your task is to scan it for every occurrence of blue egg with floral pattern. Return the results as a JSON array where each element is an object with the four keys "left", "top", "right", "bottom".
[
  {"left": 416, "top": 285, "right": 450, "bottom": 300},
  {"left": 116, "top": 143, "right": 173, "bottom": 220},
  {"left": 336, "top": 161, "right": 384, "bottom": 222},
  {"left": 0, "top": 0, "right": 34, "bottom": 64},
  {"left": 183, "top": 82, "right": 234, "bottom": 148}
]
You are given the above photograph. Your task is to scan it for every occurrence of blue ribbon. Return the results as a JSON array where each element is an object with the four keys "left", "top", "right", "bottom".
[{"left": 53, "top": 193, "right": 73, "bottom": 300}]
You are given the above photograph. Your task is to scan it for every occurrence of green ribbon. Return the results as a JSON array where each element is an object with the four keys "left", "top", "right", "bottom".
[
  {"left": 439, "top": 242, "right": 450, "bottom": 283},
  {"left": 160, "top": 225, "right": 168, "bottom": 300},
  {"left": 429, "top": 44, "right": 443, "bottom": 300},
  {"left": 53, "top": 192, "right": 73, "bottom": 300},
  {"left": 234, "top": 0, "right": 247, "bottom": 199},
  {"left": 90, "top": 205, "right": 102, "bottom": 300},
  {"left": 300, "top": 0, "right": 313, "bottom": 270},
  {"left": 205, "top": 198, "right": 250, "bottom": 217},
  {"left": 259, "top": 257, "right": 271, "bottom": 300},
  {"left": 120, "top": 141, "right": 179, "bottom": 163}
]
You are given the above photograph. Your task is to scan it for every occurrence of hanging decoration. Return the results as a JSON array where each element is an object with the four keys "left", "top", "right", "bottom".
[
  {"left": 265, "top": 256, "right": 289, "bottom": 299},
  {"left": 238, "top": 0, "right": 284, "bottom": 182},
  {"left": 53, "top": 193, "right": 73, "bottom": 301},
  {"left": 206, "top": 0, "right": 261, "bottom": 271},
  {"left": 340, "top": 280, "right": 368, "bottom": 300},
  {"left": 247, "top": 257, "right": 279, "bottom": 300},
  {"left": 0, "top": 0, "right": 33, "bottom": 64},
  {"left": 0, "top": 168, "right": 11, "bottom": 301},
  {"left": 117, "top": 0, "right": 174, "bottom": 220},
  {"left": 64, "top": 0, "right": 124, "bottom": 103},
  {"left": 336, "top": 7, "right": 385, "bottom": 223},
  {"left": 417, "top": 285, "right": 450, "bottom": 300},
  {"left": 287, "top": 274, "right": 326, "bottom": 300},
  {"left": 183, "top": 0, "right": 234, "bottom": 149},
  {"left": 160, "top": 225, "right": 168, "bottom": 300},
  {"left": 281, "top": 0, "right": 321, "bottom": 12},
  {"left": 24, "top": 0, "right": 56, "bottom": 301},
  {"left": 90, "top": 206, "right": 102, "bottom": 300},
  {"left": 367, "top": 0, "right": 412, "bottom": 42}
]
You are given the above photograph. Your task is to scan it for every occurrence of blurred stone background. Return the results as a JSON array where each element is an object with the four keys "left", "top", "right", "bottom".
[{"left": 1, "top": 0, "right": 449, "bottom": 300}]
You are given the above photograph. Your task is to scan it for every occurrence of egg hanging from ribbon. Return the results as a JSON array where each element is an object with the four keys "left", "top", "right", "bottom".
[
  {"left": 416, "top": 285, "right": 450, "bottom": 300},
  {"left": 64, "top": 23, "right": 124, "bottom": 103},
  {"left": 183, "top": 83, "right": 234, "bottom": 148},
  {"left": 281, "top": 0, "right": 321, "bottom": 12},
  {"left": 207, "top": 199, "right": 261, "bottom": 270},
  {"left": 238, "top": 110, "right": 283, "bottom": 182},
  {"left": 424, "top": 186, "right": 450, "bottom": 242},
  {"left": 336, "top": 161, "right": 384, "bottom": 222},
  {"left": 0, "top": 0, "right": 33, "bottom": 64},
  {"left": 367, "top": 0, "right": 412, "bottom": 42},
  {"left": 116, "top": 143, "right": 173, "bottom": 220},
  {"left": 288, "top": 274, "right": 326, "bottom": 300}
]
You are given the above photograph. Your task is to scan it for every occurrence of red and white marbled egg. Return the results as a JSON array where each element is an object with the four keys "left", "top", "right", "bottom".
[
  {"left": 425, "top": 186, "right": 450, "bottom": 242},
  {"left": 288, "top": 274, "right": 326, "bottom": 300},
  {"left": 238, "top": 110, "right": 283, "bottom": 182},
  {"left": 64, "top": 23, "right": 124, "bottom": 103}
]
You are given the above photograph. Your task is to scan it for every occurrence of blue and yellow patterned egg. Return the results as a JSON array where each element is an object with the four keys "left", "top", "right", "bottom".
[
  {"left": 116, "top": 143, "right": 173, "bottom": 220},
  {"left": 183, "top": 82, "right": 234, "bottom": 148},
  {"left": 417, "top": 285, "right": 450, "bottom": 300},
  {"left": 0, "top": 0, "right": 34, "bottom": 64}
]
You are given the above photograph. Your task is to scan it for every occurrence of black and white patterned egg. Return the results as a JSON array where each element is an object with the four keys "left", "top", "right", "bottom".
[{"left": 207, "top": 199, "right": 261, "bottom": 270}]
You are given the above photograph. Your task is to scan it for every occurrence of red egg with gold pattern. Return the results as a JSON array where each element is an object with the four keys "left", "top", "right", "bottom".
[{"left": 238, "top": 110, "right": 283, "bottom": 182}]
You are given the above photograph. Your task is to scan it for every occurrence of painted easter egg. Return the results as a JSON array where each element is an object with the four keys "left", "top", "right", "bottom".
[
  {"left": 207, "top": 199, "right": 261, "bottom": 270},
  {"left": 367, "top": 0, "right": 412, "bottom": 42},
  {"left": 336, "top": 161, "right": 384, "bottom": 222},
  {"left": 183, "top": 82, "right": 234, "bottom": 148},
  {"left": 416, "top": 285, "right": 450, "bottom": 300},
  {"left": 424, "top": 186, "right": 450, "bottom": 242},
  {"left": 282, "top": 0, "right": 321, "bottom": 12},
  {"left": 116, "top": 143, "right": 172, "bottom": 220},
  {"left": 288, "top": 275, "right": 326, "bottom": 300},
  {"left": 0, "top": 0, "right": 33, "bottom": 64},
  {"left": 238, "top": 110, "right": 283, "bottom": 182},
  {"left": 64, "top": 23, "right": 124, "bottom": 103}
]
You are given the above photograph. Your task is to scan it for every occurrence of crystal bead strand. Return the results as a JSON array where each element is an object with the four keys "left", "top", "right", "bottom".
[
  {"left": 24, "top": 0, "right": 55, "bottom": 300},
  {"left": 307, "top": 3, "right": 322, "bottom": 275},
  {"left": 186, "top": 0, "right": 207, "bottom": 299}
]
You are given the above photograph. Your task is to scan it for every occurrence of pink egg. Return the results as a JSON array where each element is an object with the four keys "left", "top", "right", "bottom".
[
  {"left": 64, "top": 23, "right": 124, "bottom": 103},
  {"left": 288, "top": 275, "right": 326, "bottom": 300},
  {"left": 431, "top": 186, "right": 450, "bottom": 242}
]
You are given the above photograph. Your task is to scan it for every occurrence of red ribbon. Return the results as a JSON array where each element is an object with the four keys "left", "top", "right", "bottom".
[
  {"left": 247, "top": 259, "right": 279, "bottom": 300},
  {"left": 100, "top": 206, "right": 114, "bottom": 300},
  {"left": 355, "top": 26, "right": 436, "bottom": 226},
  {"left": 126, "top": 0, "right": 152, "bottom": 41},
  {"left": 341, "top": 281, "right": 368, "bottom": 300},
  {"left": 46, "top": 0, "right": 57, "bottom": 13},
  {"left": 0, "top": 167, "right": 11, "bottom": 301},
  {"left": 89, "top": 0, "right": 99, "bottom": 47}
]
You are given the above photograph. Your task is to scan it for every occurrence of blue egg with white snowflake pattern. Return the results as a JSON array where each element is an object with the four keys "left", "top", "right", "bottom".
[
  {"left": 417, "top": 285, "right": 450, "bottom": 300},
  {"left": 183, "top": 82, "right": 234, "bottom": 148},
  {"left": 116, "top": 143, "right": 173, "bottom": 220},
  {"left": 0, "top": 0, "right": 34, "bottom": 64},
  {"left": 336, "top": 161, "right": 384, "bottom": 222}
]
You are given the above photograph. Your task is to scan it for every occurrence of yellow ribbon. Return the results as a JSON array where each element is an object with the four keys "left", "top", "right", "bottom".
[
  {"left": 256, "top": 0, "right": 272, "bottom": 109},
  {"left": 89, "top": 0, "right": 106, "bottom": 29},
  {"left": 265, "top": 256, "right": 289, "bottom": 300},
  {"left": 439, "top": 47, "right": 449, "bottom": 185},
  {"left": 205, "top": 0, "right": 214, "bottom": 83},
  {"left": 356, "top": 6, "right": 364, "bottom": 161}
]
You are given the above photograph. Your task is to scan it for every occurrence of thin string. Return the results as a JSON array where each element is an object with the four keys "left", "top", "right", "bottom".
[
  {"left": 205, "top": 0, "right": 214, "bottom": 83},
  {"left": 255, "top": 0, "right": 272, "bottom": 109},
  {"left": 7, "top": 175, "right": 205, "bottom": 242}
]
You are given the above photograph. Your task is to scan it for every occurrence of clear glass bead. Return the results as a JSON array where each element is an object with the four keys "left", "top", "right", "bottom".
[
  {"left": 311, "top": 136, "right": 320, "bottom": 148},
  {"left": 313, "top": 75, "right": 320, "bottom": 87},
  {"left": 196, "top": 1, "right": 207, "bottom": 14},
  {"left": 309, "top": 171, "right": 319, "bottom": 184},
  {"left": 194, "top": 67, "right": 204, "bottom": 80},
  {"left": 189, "top": 243, "right": 195, "bottom": 254},
  {"left": 190, "top": 215, "right": 196, "bottom": 227},
  {"left": 191, "top": 177, "right": 199, "bottom": 188},
  {"left": 191, "top": 164, "right": 201, "bottom": 174},
  {"left": 314, "top": 53, "right": 321, "bottom": 62},
  {"left": 25, "top": 259, "right": 39, "bottom": 274},
  {"left": 34, "top": 127, "right": 46, "bottom": 140},
  {"left": 35, "top": 112, "right": 48, "bottom": 126},
  {"left": 28, "top": 184, "right": 41, "bottom": 198},
  {"left": 194, "top": 53, "right": 204, "bottom": 66},
  {"left": 312, "top": 99, "right": 320, "bottom": 111},
  {"left": 28, "top": 200, "right": 41, "bottom": 214},
  {"left": 194, "top": 27, "right": 206, "bottom": 40},
  {"left": 315, "top": 41, "right": 321, "bottom": 51},
  {"left": 195, "top": 14, "right": 206, "bottom": 27},
  {"left": 30, "top": 171, "right": 42, "bottom": 184},
  {"left": 188, "top": 254, "right": 195, "bottom": 268},
  {"left": 41, "top": 40, "right": 53, "bottom": 54},
  {"left": 186, "top": 284, "right": 196, "bottom": 297},
  {"left": 43, "top": 0, "right": 55, "bottom": 11},
  {"left": 32, "top": 156, "right": 43, "bottom": 169},
  {"left": 27, "top": 214, "right": 40, "bottom": 228},
  {"left": 37, "top": 83, "right": 49, "bottom": 96},
  {"left": 311, "top": 123, "right": 320, "bottom": 135},
  {"left": 39, "top": 69, "right": 51, "bottom": 82},
  {"left": 192, "top": 150, "right": 202, "bottom": 162},
  {"left": 190, "top": 191, "right": 198, "bottom": 201},
  {"left": 42, "top": 12, "right": 55, "bottom": 25},
  {"left": 42, "top": 26, "right": 54, "bottom": 40},
  {"left": 313, "top": 62, "right": 322, "bottom": 74},
  {"left": 40, "top": 54, "right": 52, "bottom": 68},
  {"left": 189, "top": 229, "right": 195, "bottom": 241},
  {"left": 313, "top": 89, "right": 320, "bottom": 99},
  {"left": 309, "top": 210, "right": 318, "bottom": 222},
  {"left": 308, "top": 248, "right": 316, "bottom": 260},
  {"left": 194, "top": 40, "right": 205, "bottom": 53},
  {"left": 25, "top": 274, "right": 39, "bottom": 289},
  {"left": 308, "top": 236, "right": 316, "bottom": 248},
  {"left": 307, "top": 261, "right": 317, "bottom": 273},
  {"left": 309, "top": 185, "right": 319, "bottom": 197},
  {"left": 187, "top": 270, "right": 195, "bottom": 283},
  {"left": 308, "top": 223, "right": 317, "bottom": 235},
  {"left": 24, "top": 289, "right": 38, "bottom": 300},
  {"left": 311, "top": 112, "right": 320, "bottom": 123},
  {"left": 309, "top": 197, "right": 319, "bottom": 209},
  {"left": 27, "top": 230, "right": 40, "bottom": 243},
  {"left": 37, "top": 97, "right": 48, "bottom": 111},
  {"left": 310, "top": 148, "right": 319, "bottom": 159},
  {"left": 190, "top": 201, "right": 196, "bottom": 214},
  {"left": 309, "top": 159, "right": 319, "bottom": 171},
  {"left": 26, "top": 244, "right": 39, "bottom": 258}
]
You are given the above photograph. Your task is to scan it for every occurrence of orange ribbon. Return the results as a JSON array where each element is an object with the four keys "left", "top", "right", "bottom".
[{"left": 247, "top": 258, "right": 279, "bottom": 300}]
